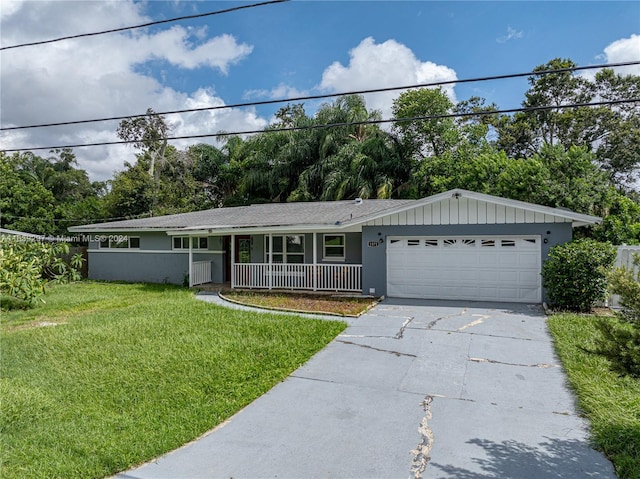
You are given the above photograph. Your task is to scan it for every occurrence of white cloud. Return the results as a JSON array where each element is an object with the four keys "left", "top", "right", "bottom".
[
  {"left": 243, "top": 83, "right": 308, "bottom": 101},
  {"left": 496, "top": 26, "right": 524, "bottom": 44},
  {"left": 602, "top": 34, "right": 640, "bottom": 76},
  {"left": 319, "top": 37, "right": 457, "bottom": 119},
  {"left": 0, "top": 0, "right": 260, "bottom": 181}
]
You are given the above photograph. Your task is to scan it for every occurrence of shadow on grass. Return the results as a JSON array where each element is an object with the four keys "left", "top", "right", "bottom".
[{"left": 430, "top": 436, "right": 616, "bottom": 479}]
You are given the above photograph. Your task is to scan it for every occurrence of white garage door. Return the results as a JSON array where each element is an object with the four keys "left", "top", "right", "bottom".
[{"left": 387, "top": 236, "right": 541, "bottom": 303}]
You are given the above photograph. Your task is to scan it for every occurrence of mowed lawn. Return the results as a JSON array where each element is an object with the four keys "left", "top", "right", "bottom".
[
  {"left": 0, "top": 281, "right": 347, "bottom": 479},
  {"left": 548, "top": 313, "right": 640, "bottom": 479}
]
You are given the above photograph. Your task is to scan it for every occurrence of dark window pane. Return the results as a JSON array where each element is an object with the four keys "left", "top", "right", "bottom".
[{"left": 129, "top": 237, "right": 140, "bottom": 248}]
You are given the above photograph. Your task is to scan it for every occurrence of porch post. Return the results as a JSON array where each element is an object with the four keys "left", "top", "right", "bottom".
[
  {"left": 230, "top": 234, "right": 235, "bottom": 288},
  {"left": 312, "top": 232, "right": 317, "bottom": 291},
  {"left": 188, "top": 236, "right": 193, "bottom": 288},
  {"left": 268, "top": 232, "right": 273, "bottom": 290}
]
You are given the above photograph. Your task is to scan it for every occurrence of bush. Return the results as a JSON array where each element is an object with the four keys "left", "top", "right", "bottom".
[
  {"left": 596, "top": 254, "right": 640, "bottom": 378},
  {"left": 542, "top": 239, "right": 616, "bottom": 312},
  {"left": 609, "top": 254, "right": 640, "bottom": 323},
  {"left": 0, "top": 236, "right": 84, "bottom": 307},
  {"left": 594, "top": 318, "right": 640, "bottom": 378}
]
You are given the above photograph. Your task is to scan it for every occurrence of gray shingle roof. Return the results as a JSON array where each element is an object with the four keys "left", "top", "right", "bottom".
[{"left": 69, "top": 199, "right": 416, "bottom": 232}]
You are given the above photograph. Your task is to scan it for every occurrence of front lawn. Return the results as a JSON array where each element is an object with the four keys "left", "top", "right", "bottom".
[
  {"left": 0, "top": 281, "right": 346, "bottom": 479},
  {"left": 548, "top": 313, "right": 640, "bottom": 479},
  {"left": 221, "top": 290, "right": 377, "bottom": 316}
]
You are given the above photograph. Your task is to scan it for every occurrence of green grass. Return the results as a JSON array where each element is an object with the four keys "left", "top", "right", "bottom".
[
  {"left": 548, "top": 313, "right": 640, "bottom": 479},
  {"left": 0, "top": 281, "right": 347, "bottom": 479}
]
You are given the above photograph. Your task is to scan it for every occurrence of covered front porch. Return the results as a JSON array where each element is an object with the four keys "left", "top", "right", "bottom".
[{"left": 186, "top": 232, "right": 363, "bottom": 293}]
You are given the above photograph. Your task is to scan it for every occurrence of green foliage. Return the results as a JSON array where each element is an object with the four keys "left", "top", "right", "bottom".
[
  {"left": 548, "top": 313, "right": 640, "bottom": 478},
  {"left": 594, "top": 318, "right": 640, "bottom": 378},
  {"left": 0, "top": 237, "right": 84, "bottom": 306},
  {"left": 594, "top": 195, "right": 640, "bottom": 245},
  {"left": 609, "top": 254, "right": 640, "bottom": 323},
  {"left": 0, "top": 152, "right": 57, "bottom": 235},
  {"left": 0, "top": 282, "right": 346, "bottom": 479},
  {"left": 541, "top": 239, "right": 617, "bottom": 312}
]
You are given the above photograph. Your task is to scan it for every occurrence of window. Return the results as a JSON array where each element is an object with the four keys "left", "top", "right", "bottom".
[
  {"left": 173, "top": 236, "right": 208, "bottom": 250},
  {"left": 265, "top": 235, "right": 305, "bottom": 263},
  {"left": 323, "top": 234, "right": 345, "bottom": 260},
  {"left": 99, "top": 236, "right": 140, "bottom": 249}
]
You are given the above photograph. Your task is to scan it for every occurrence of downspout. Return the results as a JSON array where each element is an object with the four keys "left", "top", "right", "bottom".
[
  {"left": 230, "top": 234, "right": 235, "bottom": 288},
  {"left": 313, "top": 232, "right": 317, "bottom": 291},
  {"left": 188, "top": 236, "right": 193, "bottom": 288},
  {"left": 268, "top": 233, "right": 273, "bottom": 290}
]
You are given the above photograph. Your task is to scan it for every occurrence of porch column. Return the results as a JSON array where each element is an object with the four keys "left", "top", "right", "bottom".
[
  {"left": 268, "top": 233, "right": 273, "bottom": 290},
  {"left": 312, "top": 232, "right": 317, "bottom": 291},
  {"left": 230, "top": 234, "right": 235, "bottom": 288},
  {"left": 188, "top": 236, "right": 193, "bottom": 288}
]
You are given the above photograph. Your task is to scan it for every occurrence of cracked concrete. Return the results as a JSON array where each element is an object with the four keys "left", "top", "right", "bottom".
[
  {"left": 410, "top": 396, "right": 435, "bottom": 479},
  {"left": 114, "top": 298, "right": 616, "bottom": 479}
]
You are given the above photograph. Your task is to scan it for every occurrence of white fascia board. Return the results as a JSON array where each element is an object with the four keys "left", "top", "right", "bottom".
[
  {"left": 167, "top": 223, "right": 363, "bottom": 236},
  {"left": 351, "top": 189, "right": 601, "bottom": 226},
  {"left": 68, "top": 227, "right": 170, "bottom": 233}
]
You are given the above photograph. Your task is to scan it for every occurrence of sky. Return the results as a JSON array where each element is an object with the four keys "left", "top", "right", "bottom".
[{"left": 1, "top": 0, "right": 639, "bottom": 181}]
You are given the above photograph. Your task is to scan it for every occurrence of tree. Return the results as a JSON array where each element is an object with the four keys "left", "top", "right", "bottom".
[
  {"left": 494, "top": 59, "right": 640, "bottom": 187},
  {"left": 116, "top": 108, "right": 170, "bottom": 179},
  {"left": 0, "top": 152, "right": 56, "bottom": 235},
  {"left": 392, "top": 88, "right": 460, "bottom": 160}
]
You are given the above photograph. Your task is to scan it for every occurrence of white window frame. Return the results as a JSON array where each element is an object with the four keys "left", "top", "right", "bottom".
[
  {"left": 323, "top": 234, "right": 345, "bottom": 261},
  {"left": 172, "top": 236, "right": 208, "bottom": 250},
  {"left": 99, "top": 236, "right": 140, "bottom": 249},
  {"left": 265, "top": 235, "right": 305, "bottom": 264}
]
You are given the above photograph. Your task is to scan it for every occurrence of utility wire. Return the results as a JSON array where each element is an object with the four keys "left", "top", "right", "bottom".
[
  {"left": 3, "top": 98, "right": 638, "bottom": 153},
  {"left": 0, "top": 0, "right": 289, "bottom": 51},
  {"left": 3, "top": 60, "right": 638, "bottom": 132}
]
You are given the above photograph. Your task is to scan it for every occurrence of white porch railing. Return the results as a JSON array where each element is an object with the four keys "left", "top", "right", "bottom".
[
  {"left": 192, "top": 261, "right": 212, "bottom": 286},
  {"left": 233, "top": 263, "right": 362, "bottom": 292}
]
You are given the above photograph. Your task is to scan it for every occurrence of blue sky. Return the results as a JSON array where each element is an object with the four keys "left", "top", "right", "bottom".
[{"left": 1, "top": 1, "right": 639, "bottom": 180}]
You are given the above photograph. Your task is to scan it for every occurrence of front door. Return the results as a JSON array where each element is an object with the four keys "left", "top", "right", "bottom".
[
  {"left": 232, "top": 236, "right": 251, "bottom": 287},
  {"left": 235, "top": 236, "right": 251, "bottom": 263}
]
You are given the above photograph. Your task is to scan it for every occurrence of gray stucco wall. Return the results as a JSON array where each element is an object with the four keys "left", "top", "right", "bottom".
[
  {"left": 87, "top": 232, "right": 225, "bottom": 285},
  {"left": 361, "top": 223, "right": 573, "bottom": 301}
]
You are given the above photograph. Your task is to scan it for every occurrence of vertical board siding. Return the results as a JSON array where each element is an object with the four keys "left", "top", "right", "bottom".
[
  {"left": 407, "top": 208, "right": 415, "bottom": 225},
  {"left": 363, "top": 198, "right": 579, "bottom": 227},
  {"left": 466, "top": 198, "right": 476, "bottom": 224}
]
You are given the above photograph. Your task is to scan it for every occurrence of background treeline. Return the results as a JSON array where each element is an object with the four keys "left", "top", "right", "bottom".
[{"left": 2, "top": 59, "right": 639, "bottom": 243}]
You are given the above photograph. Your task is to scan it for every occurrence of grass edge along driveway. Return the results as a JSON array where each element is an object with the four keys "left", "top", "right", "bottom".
[
  {"left": 548, "top": 313, "right": 640, "bottom": 479},
  {"left": 0, "top": 281, "right": 347, "bottom": 479}
]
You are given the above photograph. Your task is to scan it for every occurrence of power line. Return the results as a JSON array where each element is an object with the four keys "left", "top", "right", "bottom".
[
  {"left": 0, "top": 0, "right": 289, "bottom": 51},
  {"left": 3, "top": 98, "right": 638, "bottom": 153},
  {"left": 3, "top": 60, "right": 638, "bottom": 132}
]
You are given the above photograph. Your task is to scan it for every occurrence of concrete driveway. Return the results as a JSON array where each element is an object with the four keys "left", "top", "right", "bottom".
[{"left": 116, "top": 298, "right": 615, "bottom": 479}]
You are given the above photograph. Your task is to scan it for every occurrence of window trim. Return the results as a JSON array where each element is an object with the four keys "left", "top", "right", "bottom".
[
  {"left": 99, "top": 236, "right": 141, "bottom": 249},
  {"left": 323, "top": 234, "right": 346, "bottom": 261},
  {"left": 265, "top": 235, "right": 305, "bottom": 264},
  {"left": 172, "top": 236, "right": 208, "bottom": 251}
]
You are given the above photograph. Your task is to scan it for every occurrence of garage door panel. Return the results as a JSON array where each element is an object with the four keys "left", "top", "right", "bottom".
[{"left": 387, "top": 236, "right": 541, "bottom": 303}]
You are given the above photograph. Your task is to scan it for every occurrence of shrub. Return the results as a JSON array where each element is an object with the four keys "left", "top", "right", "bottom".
[
  {"left": 542, "top": 239, "right": 616, "bottom": 312},
  {"left": 609, "top": 254, "right": 640, "bottom": 323},
  {"left": 595, "top": 254, "right": 640, "bottom": 378},
  {"left": 594, "top": 318, "right": 640, "bottom": 378},
  {"left": 0, "top": 236, "right": 84, "bottom": 307}
]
